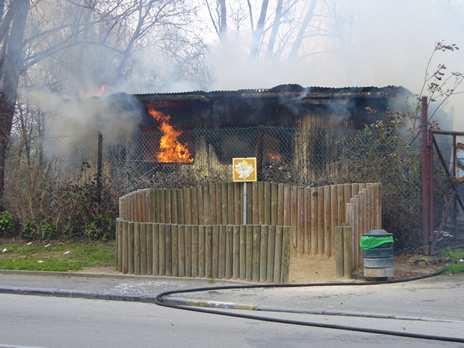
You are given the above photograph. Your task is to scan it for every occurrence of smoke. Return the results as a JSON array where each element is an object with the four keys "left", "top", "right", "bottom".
[
  {"left": 21, "top": 0, "right": 464, "bottom": 134},
  {"left": 204, "top": 1, "right": 464, "bottom": 129},
  {"left": 22, "top": 89, "right": 142, "bottom": 136}
]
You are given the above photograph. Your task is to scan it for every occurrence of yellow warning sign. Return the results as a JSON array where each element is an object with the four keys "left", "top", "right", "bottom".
[{"left": 233, "top": 158, "right": 257, "bottom": 182}]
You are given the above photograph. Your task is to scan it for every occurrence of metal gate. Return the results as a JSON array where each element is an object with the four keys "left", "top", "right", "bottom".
[{"left": 423, "top": 104, "right": 464, "bottom": 254}]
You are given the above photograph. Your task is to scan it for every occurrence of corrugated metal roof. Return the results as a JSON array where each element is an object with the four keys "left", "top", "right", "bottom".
[{"left": 131, "top": 85, "right": 409, "bottom": 101}]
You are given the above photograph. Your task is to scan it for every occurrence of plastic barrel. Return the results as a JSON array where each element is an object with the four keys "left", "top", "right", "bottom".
[{"left": 362, "top": 229, "right": 394, "bottom": 278}]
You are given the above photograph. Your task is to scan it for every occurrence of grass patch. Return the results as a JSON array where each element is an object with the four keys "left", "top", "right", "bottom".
[
  {"left": 439, "top": 248, "right": 464, "bottom": 275},
  {"left": 0, "top": 240, "right": 115, "bottom": 272}
]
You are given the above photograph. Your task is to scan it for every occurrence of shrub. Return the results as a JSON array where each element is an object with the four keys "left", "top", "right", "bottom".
[{"left": 0, "top": 210, "right": 14, "bottom": 237}]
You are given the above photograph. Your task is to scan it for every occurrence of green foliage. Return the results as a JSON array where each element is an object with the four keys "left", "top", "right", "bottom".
[
  {"left": 22, "top": 219, "right": 38, "bottom": 240},
  {"left": 7, "top": 173, "right": 120, "bottom": 241},
  {"left": 439, "top": 248, "right": 464, "bottom": 275},
  {"left": 339, "top": 110, "right": 423, "bottom": 250},
  {"left": 0, "top": 241, "right": 115, "bottom": 272},
  {"left": 0, "top": 210, "right": 14, "bottom": 237}
]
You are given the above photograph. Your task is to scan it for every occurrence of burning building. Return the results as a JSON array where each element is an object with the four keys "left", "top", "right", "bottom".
[{"left": 110, "top": 84, "right": 411, "bottom": 182}]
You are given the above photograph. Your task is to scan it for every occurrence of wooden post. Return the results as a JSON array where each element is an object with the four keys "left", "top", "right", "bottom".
[
  {"left": 205, "top": 225, "right": 212, "bottom": 278},
  {"left": 203, "top": 192, "right": 210, "bottom": 225},
  {"left": 171, "top": 225, "right": 179, "bottom": 276},
  {"left": 159, "top": 224, "right": 166, "bottom": 275},
  {"left": 311, "top": 187, "right": 317, "bottom": 255},
  {"left": 337, "top": 184, "right": 345, "bottom": 225},
  {"left": 165, "top": 224, "right": 172, "bottom": 276},
  {"left": 271, "top": 183, "right": 278, "bottom": 226},
  {"left": 134, "top": 223, "right": 141, "bottom": 275},
  {"left": 331, "top": 185, "right": 338, "bottom": 258},
  {"left": 218, "top": 225, "right": 226, "bottom": 279},
  {"left": 178, "top": 225, "right": 185, "bottom": 277},
  {"left": 191, "top": 186, "right": 198, "bottom": 225},
  {"left": 233, "top": 226, "right": 240, "bottom": 280},
  {"left": 216, "top": 184, "right": 223, "bottom": 225},
  {"left": 252, "top": 182, "right": 259, "bottom": 224},
  {"left": 283, "top": 185, "right": 290, "bottom": 227},
  {"left": 154, "top": 190, "right": 160, "bottom": 223},
  {"left": 146, "top": 223, "right": 153, "bottom": 275},
  {"left": 212, "top": 225, "right": 219, "bottom": 278},
  {"left": 128, "top": 222, "right": 134, "bottom": 274},
  {"left": 324, "top": 186, "right": 331, "bottom": 258},
  {"left": 304, "top": 188, "right": 311, "bottom": 256},
  {"left": 240, "top": 225, "right": 246, "bottom": 279},
  {"left": 226, "top": 225, "right": 233, "bottom": 279},
  {"left": 227, "top": 183, "right": 234, "bottom": 224},
  {"left": 298, "top": 188, "right": 305, "bottom": 256},
  {"left": 246, "top": 225, "right": 253, "bottom": 281},
  {"left": 258, "top": 182, "right": 265, "bottom": 225},
  {"left": 198, "top": 185, "right": 204, "bottom": 225},
  {"left": 277, "top": 184, "right": 284, "bottom": 226},
  {"left": 274, "top": 226, "right": 283, "bottom": 283},
  {"left": 115, "top": 219, "right": 121, "bottom": 271},
  {"left": 191, "top": 225, "right": 199, "bottom": 277},
  {"left": 343, "top": 225, "right": 353, "bottom": 279},
  {"left": 159, "top": 190, "right": 166, "bottom": 223},
  {"left": 351, "top": 197, "right": 359, "bottom": 271},
  {"left": 152, "top": 224, "right": 159, "bottom": 276},
  {"left": 198, "top": 225, "right": 205, "bottom": 277},
  {"left": 122, "top": 220, "right": 129, "bottom": 274},
  {"left": 317, "top": 187, "right": 324, "bottom": 255},
  {"left": 221, "top": 183, "right": 228, "bottom": 225},
  {"left": 375, "top": 183, "right": 382, "bottom": 228},
  {"left": 281, "top": 227, "right": 292, "bottom": 284},
  {"left": 184, "top": 188, "right": 191, "bottom": 224},
  {"left": 210, "top": 183, "right": 217, "bottom": 224},
  {"left": 177, "top": 189, "right": 184, "bottom": 225},
  {"left": 166, "top": 190, "right": 172, "bottom": 224},
  {"left": 267, "top": 225, "right": 276, "bottom": 282},
  {"left": 140, "top": 223, "right": 147, "bottom": 275},
  {"left": 260, "top": 225, "right": 268, "bottom": 282},
  {"left": 335, "top": 226, "right": 344, "bottom": 278},
  {"left": 352, "top": 183, "right": 359, "bottom": 197},
  {"left": 264, "top": 182, "right": 271, "bottom": 225},
  {"left": 291, "top": 186, "right": 298, "bottom": 251},
  {"left": 185, "top": 225, "right": 192, "bottom": 277},
  {"left": 252, "top": 225, "right": 261, "bottom": 282},
  {"left": 150, "top": 189, "right": 156, "bottom": 222},
  {"left": 344, "top": 184, "right": 352, "bottom": 206},
  {"left": 234, "top": 182, "right": 241, "bottom": 224},
  {"left": 246, "top": 182, "right": 253, "bottom": 224}
]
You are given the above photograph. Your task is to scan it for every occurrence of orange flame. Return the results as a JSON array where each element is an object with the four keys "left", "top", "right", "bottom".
[
  {"left": 268, "top": 153, "right": 281, "bottom": 161},
  {"left": 148, "top": 106, "right": 193, "bottom": 163},
  {"left": 78, "top": 85, "right": 105, "bottom": 98}
]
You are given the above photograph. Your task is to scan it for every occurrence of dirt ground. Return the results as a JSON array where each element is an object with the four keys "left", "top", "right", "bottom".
[{"left": 289, "top": 252, "right": 453, "bottom": 283}]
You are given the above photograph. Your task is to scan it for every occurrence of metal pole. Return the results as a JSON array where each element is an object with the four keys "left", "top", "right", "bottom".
[
  {"left": 243, "top": 183, "right": 247, "bottom": 224},
  {"left": 421, "top": 97, "right": 430, "bottom": 255}
]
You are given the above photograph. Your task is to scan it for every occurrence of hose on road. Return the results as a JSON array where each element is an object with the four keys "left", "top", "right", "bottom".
[{"left": 154, "top": 260, "right": 464, "bottom": 343}]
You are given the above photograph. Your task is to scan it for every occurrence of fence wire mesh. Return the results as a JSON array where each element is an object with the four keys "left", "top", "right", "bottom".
[
  {"left": 431, "top": 132, "right": 464, "bottom": 253},
  {"left": 5, "top": 126, "right": 426, "bottom": 248}
]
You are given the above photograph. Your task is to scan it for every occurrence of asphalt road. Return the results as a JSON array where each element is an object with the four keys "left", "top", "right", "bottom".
[{"left": 0, "top": 271, "right": 463, "bottom": 347}]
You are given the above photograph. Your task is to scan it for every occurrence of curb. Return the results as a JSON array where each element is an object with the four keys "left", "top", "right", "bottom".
[
  {"left": 162, "top": 297, "right": 257, "bottom": 310},
  {"left": 0, "top": 269, "right": 254, "bottom": 284},
  {"left": 0, "top": 286, "right": 158, "bottom": 303}
]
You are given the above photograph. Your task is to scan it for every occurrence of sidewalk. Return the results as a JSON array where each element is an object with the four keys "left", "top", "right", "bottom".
[{"left": 1, "top": 269, "right": 463, "bottom": 323}]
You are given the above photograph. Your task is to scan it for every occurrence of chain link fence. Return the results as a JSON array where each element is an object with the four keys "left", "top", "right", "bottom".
[
  {"left": 430, "top": 132, "right": 464, "bottom": 253},
  {"left": 5, "top": 126, "right": 424, "bottom": 247}
]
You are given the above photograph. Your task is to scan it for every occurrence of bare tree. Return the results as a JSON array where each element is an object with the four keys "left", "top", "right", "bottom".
[
  {"left": 0, "top": 0, "right": 30, "bottom": 210},
  {"left": 203, "top": 0, "right": 342, "bottom": 64},
  {"left": 0, "top": 0, "right": 201, "bottom": 210}
]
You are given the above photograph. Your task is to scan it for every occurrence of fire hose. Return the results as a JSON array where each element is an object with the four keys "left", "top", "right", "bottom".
[{"left": 154, "top": 260, "right": 464, "bottom": 343}]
